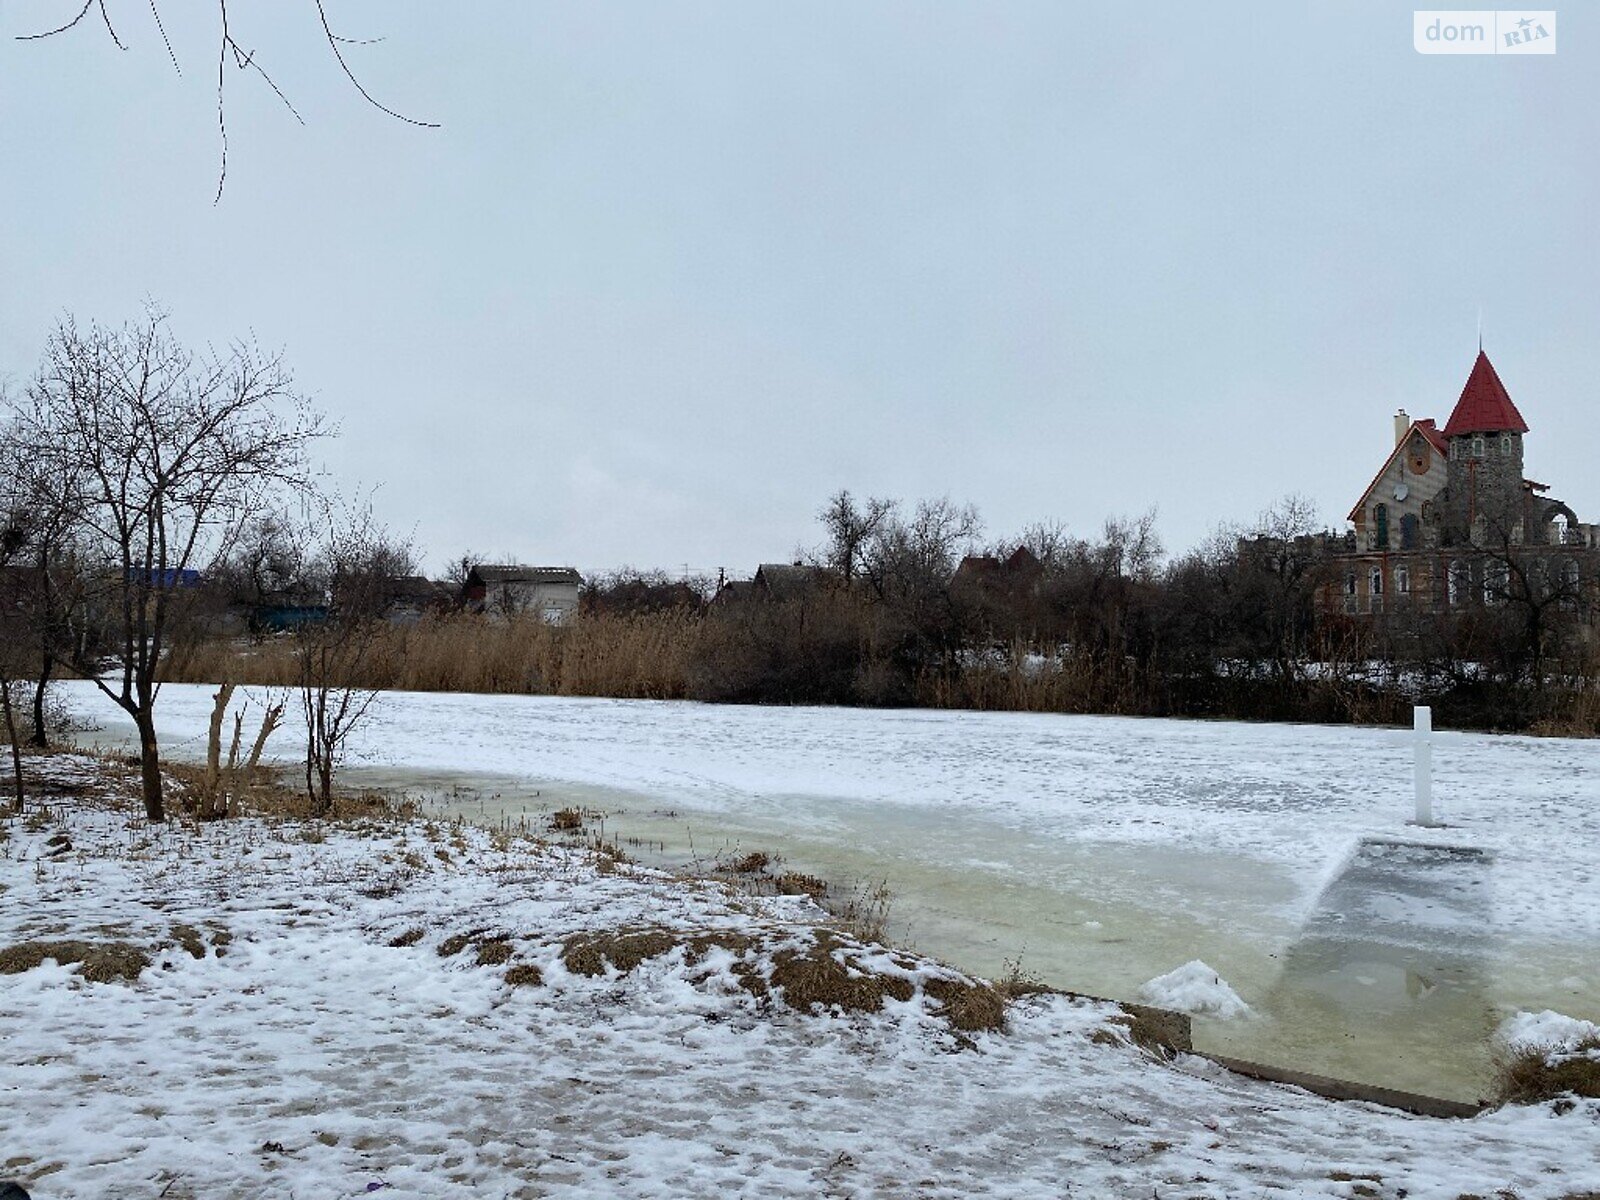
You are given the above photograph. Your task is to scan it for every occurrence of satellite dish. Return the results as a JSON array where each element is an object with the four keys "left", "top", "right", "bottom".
[{"left": 1394, "top": 483, "right": 1409, "bottom": 502}]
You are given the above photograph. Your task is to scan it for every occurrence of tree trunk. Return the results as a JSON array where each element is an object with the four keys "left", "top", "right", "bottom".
[
  {"left": 246, "top": 702, "right": 284, "bottom": 772},
  {"left": 29, "top": 653, "right": 53, "bottom": 748},
  {"left": 204, "top": 682, "right": 237, "bottom": 802},
  {"left": 135, "top": 709, "right": 166, "bottom": 822},
  {"left": 317, "top": 758, "right": 333, "bottom": 818},
  {"left": 2, "top": 680, "right": 24, "bottom": 815}
]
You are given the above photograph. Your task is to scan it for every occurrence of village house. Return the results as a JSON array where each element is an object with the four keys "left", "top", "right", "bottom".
[
  {"left": 463, "top": 564, "right": 583, "bottom": 623},
  {"left": 1326, "top": 350, "right": 1599, "bottom": 617},
  {"left": 711, "top": 562, "right": 834, "bottom": 606}
]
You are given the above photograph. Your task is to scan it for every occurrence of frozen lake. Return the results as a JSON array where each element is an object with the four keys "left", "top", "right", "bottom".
[{"left": 61, "top": 681, "right": 1600, "bottom": 1101}]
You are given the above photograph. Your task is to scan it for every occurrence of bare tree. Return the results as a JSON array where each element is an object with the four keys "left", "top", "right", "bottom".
[
  {"left": 11, "top": 2, "right": 437, "bottom": 200},
  {"left": 817, "top": 490, "right": 897, "bottom": 583},
  {"left": 0, "top": 503, "right": 28, "bottom": 812},
  {"left": 7, "top": 309, "right": 324, "bottom": 821},
  {"left": 297, "top": 505, "right": 414, "bottom": 816},
  {"left": 0, "top": 413, "right": 95, "bottom": 748}
]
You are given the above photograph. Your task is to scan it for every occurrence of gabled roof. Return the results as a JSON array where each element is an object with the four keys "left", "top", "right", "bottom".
[
  {"left": 473, "top": 565, "right": 582, "bottom": 586},
  {"left": 753, "top": 562, "right": 827, "bottom": 599},
  {"left": 1442, "top": 351, "right": 1529, "bottom": 437},
  {"left": 1345, "top": 419, "right": 1448, "bottom": 523},
  {"left": 1415, "top": 418, "right": 1448, "bottom": 456}
]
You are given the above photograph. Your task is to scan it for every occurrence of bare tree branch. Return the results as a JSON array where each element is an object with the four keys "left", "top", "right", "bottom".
[
  {"left": 19, "top": 1, "right": 433, "bottom": 199},
  {"left": 97, "top": 0, "right": 126, "bottom": 49},
  {"left": 314, "top": 0, "right": 438, "bottom": 128},
  {"left": 148, "top": 0, "right": 179, "bottom": 73},
  {"left": 14, "top": 0, "right": 94, "bottom": 42}
]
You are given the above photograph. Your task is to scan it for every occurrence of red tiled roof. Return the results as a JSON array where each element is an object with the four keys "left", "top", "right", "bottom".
[
  {"left": 1442, "top": 351, "right": 1529, "bottom": 436},
  {"left": 1415, "top": 418, "right": 1448, "bottom": 456}
]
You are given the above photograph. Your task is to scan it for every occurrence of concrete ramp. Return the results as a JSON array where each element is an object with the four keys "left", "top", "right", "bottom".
[{"left": 1200, "top": 837, "right": 1499, "bottom": 1102}]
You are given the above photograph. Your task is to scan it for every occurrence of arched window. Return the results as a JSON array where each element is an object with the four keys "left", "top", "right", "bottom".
[
  {"left": 1472, "top": 514, "right": 1487, "bottom": 546},
  {"left": 1502, "top": 435, "right": 1514, "bottom": 456},
  {"left": 1400, "top": 513, "right": 1420, "bottom": 549},
  {"left": 1473, "top": 436, "right": 1485, "bottom": 458},
  {"left": 1370, "top": 566, "right": 1384, "bottom": 595},
  {"left": 1565, "top": 559, "right": 1581, "bottom": 590},
  {"left": 1530, "top": 559, "right": 1548, "bottom": 598},
  {"left": 1396, "top": 563, "right": 1411, "bottom": 595},
  {"left": 1345, "top": 571, "right": 1357, "bottom": 595},
  {"left": 1449, "top": 559, "right": 1469, "bottom": 606},
  {"left": 1374, "top": 503, "right": 1389, "bottom": 550}
]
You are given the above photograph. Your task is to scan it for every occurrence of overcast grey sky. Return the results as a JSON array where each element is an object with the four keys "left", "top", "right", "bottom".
[{"left": 3, "top": 2, "right": 1596, "bottom": 578}]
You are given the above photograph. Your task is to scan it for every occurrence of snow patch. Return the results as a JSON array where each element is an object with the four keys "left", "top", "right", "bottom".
[
  {"left": 1498, "top": 1009, "right": 1600, "bottom": 1054},
  {"left": 1138, "top": 959, "right": 1250, "bottom": 1020}
]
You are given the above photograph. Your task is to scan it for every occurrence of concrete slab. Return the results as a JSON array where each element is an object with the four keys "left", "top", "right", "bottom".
[{"left": 1197, "top": 836, "right": 1500, "bottom": 1102}]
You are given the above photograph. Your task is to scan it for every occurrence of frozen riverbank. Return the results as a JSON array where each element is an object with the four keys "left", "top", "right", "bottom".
[
  {"left": 60, "top": 682, "right": 1600, "bottom": 1099},
  {"left": 5, "top": 751, "right": 1600, "bottom": 1198}
]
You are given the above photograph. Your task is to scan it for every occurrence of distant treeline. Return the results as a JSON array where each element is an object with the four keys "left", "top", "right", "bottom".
[{"left": 158, "top": 492, "right": 1600, "bottom": 736}]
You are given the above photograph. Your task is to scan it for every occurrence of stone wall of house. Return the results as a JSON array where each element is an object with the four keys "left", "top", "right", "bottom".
[{"left": 1442, "top": 432, "right": 1524, "bottom": 546}]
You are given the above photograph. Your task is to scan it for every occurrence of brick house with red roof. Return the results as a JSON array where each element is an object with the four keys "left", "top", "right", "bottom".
[{"left": 1326, "top": 351, "right": 1599, "bottom": 617}]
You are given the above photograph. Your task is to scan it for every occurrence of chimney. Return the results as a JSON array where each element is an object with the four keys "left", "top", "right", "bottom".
[{"left": 1394, "top": 409, "right": 1410, "bottom": 447}]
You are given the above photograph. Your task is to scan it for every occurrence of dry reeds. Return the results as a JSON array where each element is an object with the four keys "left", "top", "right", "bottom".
[{"left": 161, "top": 610, "right": 702, "bottom": 699}]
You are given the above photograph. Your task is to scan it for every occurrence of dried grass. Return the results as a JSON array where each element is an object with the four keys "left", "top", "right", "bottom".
[
  {"left": 475, "top": 938, "right": 514, "bottom": 966},
  {"left": 767, "top": 932, "right": 913, "bottom": 1015},
  {"left": 773, "top": 872, "right": 828, "bottom": 899},
  {"left": 504, "top": 963, "right": 544, "bottom": 988},
  {"left": 923, "top": 976, "right": 1008, "bottom": 1033},
  {"left": 561, "top": 929, "right": 678, "bottom": 977},
  {"left": 0, "top": 939, "right": 150, "bottom": 983},
  {"left": 1494, "top": 1039, "right": 1600, "bottom": 1106},
  {"left": 170, "top": 924, "right": 206, "bottom": 960},
  {"left": 730, "top": 851, "right": 770, "bottom": 874},
  {"left": 437, "top": 928, "right": 489, "bottom": 958}
]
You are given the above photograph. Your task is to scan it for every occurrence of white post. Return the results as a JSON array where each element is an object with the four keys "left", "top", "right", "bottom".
[{"left": 1414, "top": 705, "right": 1434, "bottom": 827}]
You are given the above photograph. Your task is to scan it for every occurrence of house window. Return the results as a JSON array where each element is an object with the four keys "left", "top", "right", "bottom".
[
  {"left": 1345, "top": 572, "right": 1357, "bottom": 596},
  {"left": 1565, "top": 559, "right": 1581, "bottom": 590},
  {"left": 1374, "top": 503, "right": 1389, "bottom": 550},
  {"left": 1449, "top": 560, "right": 1469, "bottom": 606},
  {"left": 1370, "top": 566, "right": 1384, "bottom": 596},
  {"left": 1485, "top": 560, "right": 1509, "bottom": 606},
  {"left": 1396, "top": 563, "right": 1411, "bottom": 595},
  {"left": 1473, "top": 436, "right": 1485, "bottom": 459},
  {"left": 1400, "top": 513, "right": 1420, "bottom": 550},
  {"left": 1502, "top": 435, "right": 1514, "bottom": 456},
  {"left": 1472, "top": 514, "right": 1487, "bottom": 546},
  {"left": 1529, "top": 559, "right": 1548, "bottom": 598}
]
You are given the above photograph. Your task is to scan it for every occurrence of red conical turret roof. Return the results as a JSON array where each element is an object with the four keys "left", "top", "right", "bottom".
[{"left": 1442, "top": 350, "right": 1529, "bottom": 436}]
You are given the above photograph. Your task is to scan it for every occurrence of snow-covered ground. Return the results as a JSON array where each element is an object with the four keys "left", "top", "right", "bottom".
[
  {"left": 59, "top": 683, "right": 1600, "bottom": 1100},
  {"left": 4, "top": 753, "right": 1599, "bottom": 1199}
]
